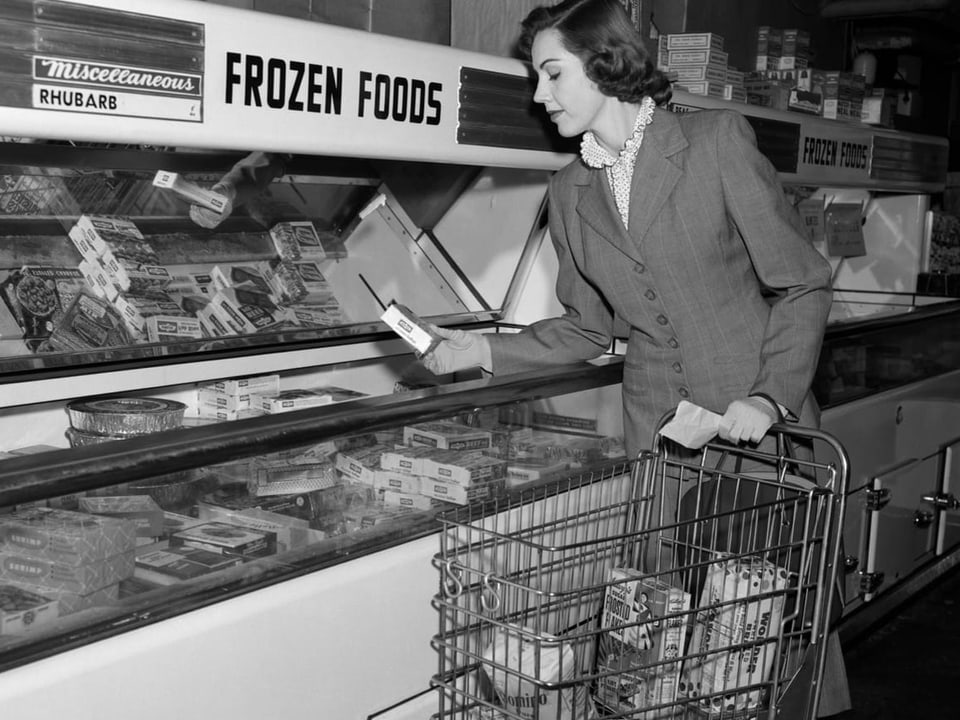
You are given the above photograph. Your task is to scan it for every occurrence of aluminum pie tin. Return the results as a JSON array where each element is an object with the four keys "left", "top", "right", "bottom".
[{"left": 66, "top": 397, "right": 187, "bottom": 437}]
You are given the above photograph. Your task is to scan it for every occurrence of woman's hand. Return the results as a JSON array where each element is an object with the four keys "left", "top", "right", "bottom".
[
  {"left": 189, "top": 182, "right": 237, "bottom": 229},
  {"left": 718, "top": 396, "right": 779, "bottom": 444},
  {"left": 421, "top": 326, "right": 492, "bottom": 375}
]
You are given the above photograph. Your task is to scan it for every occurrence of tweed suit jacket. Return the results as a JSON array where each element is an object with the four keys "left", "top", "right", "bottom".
[{"left": 487, "top": 108, "right": 833, "bottom": 457}]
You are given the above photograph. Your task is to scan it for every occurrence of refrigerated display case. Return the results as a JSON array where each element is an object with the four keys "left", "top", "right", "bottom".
[{"left": 0, "top": 1, "right": 956, "bottom": 718}]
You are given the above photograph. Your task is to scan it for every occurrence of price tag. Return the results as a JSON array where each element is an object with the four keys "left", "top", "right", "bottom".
[
  {"left": 797, "top": 198, "right": 825, "bottom": 244},
  {"left": 825, "top": 203, "right": 866, "bottom": 258}
]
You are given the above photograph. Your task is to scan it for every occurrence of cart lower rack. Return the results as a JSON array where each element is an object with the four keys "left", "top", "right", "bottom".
[{"left": 432, "top": 423, "right": 849, "bottom": 720}]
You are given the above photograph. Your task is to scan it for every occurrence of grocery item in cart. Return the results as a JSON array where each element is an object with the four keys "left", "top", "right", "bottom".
[
  {"left": 595, "top": 568, "right": 691, "bottom": 717},
  {"left": 478, "top": 623, "right": 596, "bottom": 720},
  {"left": 679, "top": 555, "right": 790, "bottom": 716}
]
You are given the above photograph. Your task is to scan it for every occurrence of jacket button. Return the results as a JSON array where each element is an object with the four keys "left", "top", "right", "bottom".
[
  {"left": 633, "top": 263, "right": 645, "bottom": 273},
  {"left": 678, "top": 387, "right": 690, "bottom": 399},
  {"left": 672, "top": 362, "right": 682, "bottom": 373},
  {"left": 656, "top": 315, "right": 668, "bottom": 326},
  {"left": 668, "top": 337, "right": 679, "bottom": 348},
  {"left": 645, "top": 289, "right": 657, "bottom": 301}
]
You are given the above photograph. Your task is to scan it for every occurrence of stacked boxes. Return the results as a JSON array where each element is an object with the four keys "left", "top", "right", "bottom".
[
  {"left": 0, "top": 507, "right": 136, "bottom": 614},
  {"left": 821, "top": 71, "right": 867, "bottom": 121},
  {"left": 196, "top": 373, "right": 278, "bottom": 421},
  {"left": 664, "top": 33, "right": 729, "bottom": 100}
]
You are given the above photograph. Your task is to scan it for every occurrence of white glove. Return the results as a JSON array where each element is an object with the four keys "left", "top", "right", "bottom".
[
  {"left": 188, "top": 182, "right": 236, "bottom": 229},
  {"left": 718, "top": 396, "right": 779, "bottom": 444},
  {"left": 421, "top": 326, "right": 492, "bottom": 375}
]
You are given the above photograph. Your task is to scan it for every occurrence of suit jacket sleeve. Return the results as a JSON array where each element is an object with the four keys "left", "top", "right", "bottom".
[
  {"left": 487, "top": 177, "right": 614, "bottom": 375},
  {"left": 718, "top": 111, "right": 832, "bottom": 419}
]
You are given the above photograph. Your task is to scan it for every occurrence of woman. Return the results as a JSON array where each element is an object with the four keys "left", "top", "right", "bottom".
[
  {"left": 425, "top": 0, "right": 832, "bottom": 465},
  {"left": 425, "top": 2, "right": 846, "bottom": 715}
]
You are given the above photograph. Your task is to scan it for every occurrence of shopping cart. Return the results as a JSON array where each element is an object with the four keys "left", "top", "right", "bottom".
[{"left": 431, "top": 420, "right": 849, "bottom": 720}]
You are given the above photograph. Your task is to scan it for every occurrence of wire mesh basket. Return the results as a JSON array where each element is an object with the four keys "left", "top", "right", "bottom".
[{"left": 432, "top": 423, "right": 849, "bottom": 720}]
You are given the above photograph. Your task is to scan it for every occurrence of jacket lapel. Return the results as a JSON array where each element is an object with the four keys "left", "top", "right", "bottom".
[{"left": 574, "top": 108, "right": 688, "bottom": 262}]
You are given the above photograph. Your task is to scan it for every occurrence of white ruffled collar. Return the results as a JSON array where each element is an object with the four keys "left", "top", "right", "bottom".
[{"left": 579, "top": 96, "right": 656, "bottom": 169}]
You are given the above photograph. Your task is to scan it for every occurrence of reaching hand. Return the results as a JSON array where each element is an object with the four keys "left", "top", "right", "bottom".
[
  {"left": 421, "top": 326, "right": 492, "bottom": 375},
  {"left": 188, "top": 183, "right": 237, "bottom": 229},
  {"left": 718, "top": 396, "right": 779, "bottom": 444}
]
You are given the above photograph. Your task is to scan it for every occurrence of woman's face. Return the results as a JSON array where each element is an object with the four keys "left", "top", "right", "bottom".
[{"left": 531, "top": 28, "right": 607, "bottom": 138}]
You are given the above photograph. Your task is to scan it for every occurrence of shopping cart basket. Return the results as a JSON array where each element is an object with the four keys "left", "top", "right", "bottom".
[{"left": 431, "top": 421, "right": 849, "bottom": 720}]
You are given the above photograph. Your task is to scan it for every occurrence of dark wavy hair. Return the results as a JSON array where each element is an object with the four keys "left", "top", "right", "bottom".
[{"left": 518, "top": 0, "right": 672, "bottom": 106}]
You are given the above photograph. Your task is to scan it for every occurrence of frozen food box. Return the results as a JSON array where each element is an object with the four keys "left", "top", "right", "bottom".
[
  {"left": 0, "top": 548, "right": 135, "bottom": 594},
  {"left": 418, "top": 476, "right": 505, "bottom": 506},
  {"left": 134, "top": 543, "right": 244, "bottom": 586},
  {"left": 269, "top": 220, "right": 344, "bottom": 261},
  {"left": 381, "top": 490, "right": 435, "bottom": 511},
  {"left": 379, "top": 445, "right": 439, "bottom": 476},
  {"left": 257, "top": 386, "right": 365, "bottom": 414},
  {"left": 335, "top": 443, "right": 393, "bottom": 484},
  {"left": 0, "top": 266, "right": 87, "bottom": 348},
  {"left": 0, "top": 507, "right": 137, "bottom": 566},
  {"left": 403, "top": 420, "right": 493, "bottom": 452},
  {"left": 46, "top": 290, "right": 133, "bottom": 352},
  {"left": 594, "top": 568, "right": 691, "bottom": 717},
  {"left": 169, "top": 521, "right": 277, "bottom": 558},
  {"left": 207, "top": 373, "right": 280, "bottom": 398},
  {"left": 421, "top": 450, "right": 507, "bottom": 487},
  {"left": 679, "top": 556, "right": 789, "bottom": 717},
  {"left": 0, "top": 584, "right": 58, "bottom": 635},
  {"left": 380, "top": 302, "right": 440, "bottom": 356},
  {"left": 79, "top": 495, "right": 164, "bottom": 537},
  {"left": 372, "top": 469, "right": 422, "bottom": 495},
  {"left": 146, "top": 315, "right": 203, "bottom": 344}
]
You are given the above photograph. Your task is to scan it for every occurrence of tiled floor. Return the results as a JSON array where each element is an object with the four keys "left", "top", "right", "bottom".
[{"left": 830, "top": 563, "right": 960, "bottom": 719}]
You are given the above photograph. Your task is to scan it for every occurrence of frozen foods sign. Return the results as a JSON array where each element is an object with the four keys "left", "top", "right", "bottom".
[{"left": 33, "top": 57, "right": 203, "bottom": 122}]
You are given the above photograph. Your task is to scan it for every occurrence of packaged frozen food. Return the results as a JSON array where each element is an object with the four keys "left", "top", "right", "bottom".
[
  {"left": 0, "top": 584, "right": 58, "bottom": 635},
  {"left": 403, "top": 420, "right": 493, "bottom": 451},
  {"left": 168, "top": 521, "right": 277, "bottom": 558},
  {"left": 134, "top": 543, "right": 244, "bottom": 586},
  {"left": 79, "top": 495, "right": 164, "bottom": 537},
  {"left": 380, "top": 302, "right": 440, "bottom": 355}
]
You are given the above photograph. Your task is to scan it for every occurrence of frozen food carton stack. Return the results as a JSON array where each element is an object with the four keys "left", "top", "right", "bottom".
[
  {"left": 0, "top": 507, "right": 137, "bottom": 614},
  {"left": 418, "top": 450, "right": 507, "bottom": 506},
  {"left": 255, "top": 386, "right": 367, "bottom": 415},
  {"left": 820, "top": 71, "right": 866, "bottom": 121},
  {"left": 664, "top": 33, "right": 728, "bottom": 99},
  {"left": 197, "top": 373, "right": 278, "bottom": 420},
  {"left": 679, "top": 556, "right": 790, "bottom": 716},
  {"left": 68, "top": 214, "right": 169, "bottom": 295},
  {"left": 594, "top": 567, "right": 691, "bottom": 716}
]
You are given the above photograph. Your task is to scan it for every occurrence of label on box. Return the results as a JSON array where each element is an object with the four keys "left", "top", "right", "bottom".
[
  {"left": 380, "top": 302, "right": 438, "bottom": 355},
  {"left": 146, "top": 315, "right": 203, "bottom": 343},
  {"left": 666, "top": 33, "right": 724, "bottom": 51},
  {"left": 0, "top": 584, "right": 58, "bottom": 635}
]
